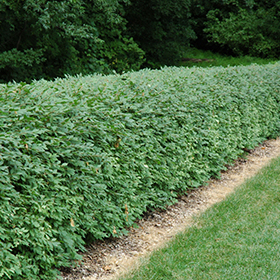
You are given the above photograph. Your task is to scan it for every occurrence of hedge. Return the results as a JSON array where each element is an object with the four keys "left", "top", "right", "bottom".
[{"left": 0, "top": 62, "right": 280, "bottom": 279}]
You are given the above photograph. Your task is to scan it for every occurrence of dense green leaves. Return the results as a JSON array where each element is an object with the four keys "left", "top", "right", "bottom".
[
  {"left": 192, "top": 0, "right": 280, "bottom": 58},
  {"left": 0, "top": 0, "right": 94, "bottom": 81},
  {"left": 82, "top": 0, "right": 145, "bottom": 74},
  {"left": 0, "top": 0, "right": 144, "bottom": 82},
  {"left": 1, "top": 62, "right": 280, "bottom": 279},
  {"left": 1, "top": 0, "right": 280, "bottom": 83},
  {"left": 204, "top": 6, "right": 280, "bottom": 57}
]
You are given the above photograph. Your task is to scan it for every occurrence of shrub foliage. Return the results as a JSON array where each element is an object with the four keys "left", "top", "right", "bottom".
[
  {"left": 1, "top": 62, "right": 280, "bottom": 279},
  {"left": 192, "top": 0, "right": 280, "bottom": 58}
]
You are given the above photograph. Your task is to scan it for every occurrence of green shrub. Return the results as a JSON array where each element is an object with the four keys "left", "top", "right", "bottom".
[
  {"left": 192, "top": 0, "right": 280, "bottom": 58},
  {"left": 0, "top": 62, "right": 280, "bottom": 279},
  {"left": 204, "top": 7, "right": 280, "bottom": 58}
]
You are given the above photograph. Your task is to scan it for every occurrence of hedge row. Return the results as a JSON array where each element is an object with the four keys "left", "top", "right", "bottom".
[{"left": 1, "top": 62, "right": 280, "bottom": 279}]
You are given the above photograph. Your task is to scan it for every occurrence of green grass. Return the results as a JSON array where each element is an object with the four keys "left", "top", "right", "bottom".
[
  {"left": 119, "top": 156, "right": 280, "bottom": 280},
  {"left": 179, "top": 48, "right": 278, "bottom": 68}
]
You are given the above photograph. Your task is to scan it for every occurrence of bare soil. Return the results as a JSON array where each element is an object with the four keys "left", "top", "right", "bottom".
[{"left": 61, "top": 138, "right": 280, "bottom": 280}]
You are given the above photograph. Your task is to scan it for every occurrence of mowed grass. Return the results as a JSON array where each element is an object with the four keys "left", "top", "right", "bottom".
[
  {"left": 118, "top": 156, "right": 280, "bottom": 280},
  {"left": 179, "top": 48, "right": 278, "bottom": 68}
]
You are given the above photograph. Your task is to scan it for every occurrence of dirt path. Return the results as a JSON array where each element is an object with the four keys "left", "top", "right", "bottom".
[{"left": 61, "top": 138, "right": 280, "bottom": 280}]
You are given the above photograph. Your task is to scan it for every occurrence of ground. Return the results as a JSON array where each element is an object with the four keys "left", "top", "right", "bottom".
[{"left": 61, "top": 138, "right": 280, "bottom": 280}]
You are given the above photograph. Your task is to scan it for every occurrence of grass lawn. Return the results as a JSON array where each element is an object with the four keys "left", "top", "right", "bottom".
[
  {"left": 179, "top": 48, "right": 278, "bottom": 68},
  {"left": 118, "top": 156, "right": 280, "bottom": 280}
]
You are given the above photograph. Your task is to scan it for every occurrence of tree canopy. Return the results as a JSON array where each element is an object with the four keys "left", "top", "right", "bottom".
[
  {"left": 0, "top": 0, "right": 279, "bottom": 82},
  {"left": 0, "top": 0, "right": 144, "bottom": 82},
  {"left": 192, "top": 0, "right": 280, "bottom": 57},
  {"left": 123, "top": 0, "right": 196, "bottom": 67}
]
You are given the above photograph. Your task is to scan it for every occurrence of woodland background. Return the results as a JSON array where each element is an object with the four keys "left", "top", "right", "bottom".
[{"left": 1, "top": 0, "right": 280, "bottom": 83}]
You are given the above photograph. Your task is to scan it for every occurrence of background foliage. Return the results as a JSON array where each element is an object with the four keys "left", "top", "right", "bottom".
[
  {"left": 192, "top": 0, "right": 280, "bottom": 58},
  {"left": 123, "top": 0, "right": 196, "bottom": 68},
  {"left": 0, "top": 0, "right": 144, "bottom": 82},
  {"left": 1, "top": 62, "right": 280, "bottom": 279},
  {"left": 1, "top": 0, "right": 280, "bottom": 82}
]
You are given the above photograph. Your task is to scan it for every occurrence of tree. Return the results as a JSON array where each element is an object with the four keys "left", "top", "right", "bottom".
[
  {"left": 124, "top": 0, "right": 196, "bottom": 68},
  {"left": 82, "top": 0, "right": 145, "bottom": 74},
  {"left": 0, "top": 0, "right": 144, "bottom": 83},
  {"left": 191, "top": 0, "right": 280, "bottom": 58},
  {"left": 0, "top": 0, "right": 91, "bottom": 81}
]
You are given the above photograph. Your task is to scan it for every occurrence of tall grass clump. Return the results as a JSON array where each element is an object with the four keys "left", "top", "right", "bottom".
[{"left": 0, "top": 62, "right": 280, "bottom": 279}]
